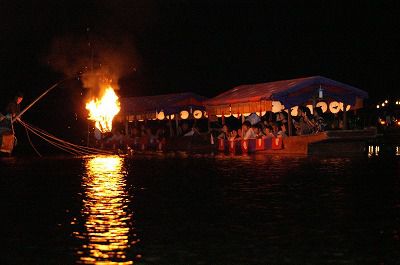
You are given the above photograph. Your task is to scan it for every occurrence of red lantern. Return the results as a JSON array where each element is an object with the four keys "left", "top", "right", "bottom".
[{"left": 272, "top": 137, "right": 283, "bottom": 150}]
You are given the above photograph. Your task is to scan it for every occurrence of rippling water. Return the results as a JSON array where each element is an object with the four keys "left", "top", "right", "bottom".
[{"left": 1, "top": 151, "right": 400, "bottom": 264}]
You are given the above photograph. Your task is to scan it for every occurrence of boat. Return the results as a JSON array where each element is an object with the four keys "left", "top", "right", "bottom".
[{"left": 204, "top": 76, "right": 374, "bottom": 155}]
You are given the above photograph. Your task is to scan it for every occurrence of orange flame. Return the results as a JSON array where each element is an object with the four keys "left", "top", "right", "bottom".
[{"left": 86, "top": 87, "right": 120, "bottom": 133}]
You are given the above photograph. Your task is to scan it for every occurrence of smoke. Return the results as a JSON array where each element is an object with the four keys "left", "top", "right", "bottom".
[{"left": 46, "top": 34, "right": 140, "bottom": 97}]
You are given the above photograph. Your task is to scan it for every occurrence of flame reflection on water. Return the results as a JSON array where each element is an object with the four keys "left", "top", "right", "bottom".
[{"left": 76, "top": 156, "right": 134, "bottom": 264}]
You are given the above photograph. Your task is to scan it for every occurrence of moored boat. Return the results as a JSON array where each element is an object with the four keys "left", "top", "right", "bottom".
[{"left": 214, "top": 127, "right": 377, "bottom": 156}]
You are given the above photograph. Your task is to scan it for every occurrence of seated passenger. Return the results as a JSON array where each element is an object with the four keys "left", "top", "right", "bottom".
[
  {"left": 184, "top": 125, "right": 200, "bottom": 136},
  {"left": 263, "top": 125, "right": 275, "bottom": 138},
  {"left": 146, "top": 128, "right": 158, "bottom": 144},
  {"left": 295, "top": 106, "right": 315, "bottom": 135},
  {"left": 252, "top": 124, "right": 260, "bottom": 138},
  {"left": 271, "top": 122, "right": 279, "bottom": 136},
  {"left": 237, "top": 128, "right": 243, "bottom": 139},
  {"left": 217, "top": 125, "right": 229, "bottom": 139},
  {"left": 277, "top": 123, "right": 288, "bottom": 138},
  {"left": 314, "top": 107, "right": 327, "bottom": 132},
  {"left": 252, "top": 123, "right": 265, "bottom": 138},
  {"left": 178, "top": 122, "right": 190, "bottom": 136},
  {"left": 276, "top": 111, "right": 288, "bottom": 124},
  {"left": 242, "top": 121, "right": 256, "bottom": 140},
  {"left": 228, "top": 130, "right": 239, "bottom": 141}
]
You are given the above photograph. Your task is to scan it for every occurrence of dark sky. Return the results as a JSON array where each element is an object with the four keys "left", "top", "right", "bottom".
[{"left": 1, "top": 0, "right": 399, "bottom": 106}]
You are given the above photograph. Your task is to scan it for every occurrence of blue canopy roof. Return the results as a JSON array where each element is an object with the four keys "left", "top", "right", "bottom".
[
  {"left": 121, "top": 92, "right": 207, "bottom": 115},
  {"left": 205, "top": 76, "right": 368, "bottom": 109}
]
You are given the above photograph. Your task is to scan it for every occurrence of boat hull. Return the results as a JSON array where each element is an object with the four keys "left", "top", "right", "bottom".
[{"left": 275, "top": 127, "right": 377, "bottom": 155}]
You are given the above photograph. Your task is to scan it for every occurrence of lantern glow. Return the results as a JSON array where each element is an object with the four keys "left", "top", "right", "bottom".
[
  {"left": 271, "top": 101, "right": 284, "bottom": 113},
  {"left": 316, "top": 102, "right": 328, "bottom": 113},
  {"left": 193, "top": 110, "right": 203, "bottom": 119},
  {"left": 157, "top": 111, "right": 165, "bottom": 120},
  {"left": 180, "top": 110, "right": 189, "bottom": 119},
  {"left": 329, "top": 101, "right": 340, "bottom": 114}
]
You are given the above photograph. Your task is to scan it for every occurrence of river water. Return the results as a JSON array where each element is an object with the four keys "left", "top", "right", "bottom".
[{"left": 1, "top": 150, "right": 400, "bottom": 264}]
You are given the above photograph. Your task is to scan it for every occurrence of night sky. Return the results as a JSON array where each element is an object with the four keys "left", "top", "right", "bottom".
[{"left": 1, "top": 0, "right": 399, "bottom": 115}]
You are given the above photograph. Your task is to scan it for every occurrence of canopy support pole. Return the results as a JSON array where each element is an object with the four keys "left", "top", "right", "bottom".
[
  {"left": 169, "top": 118, "right": 174, "bottom": 137},
  {"left": 288, "top": 109, "right": 293, "bottom": 136},
  {"left": 125, "top": 115, "right": 129, "bottom": 136},
  {"left": 175, "top": 114, "right": 179, "bottom": 135}
]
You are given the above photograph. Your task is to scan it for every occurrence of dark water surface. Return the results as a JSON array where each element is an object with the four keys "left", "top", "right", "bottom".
[{"left": 1, "top": 151, "right": 400, "bottom": 264}]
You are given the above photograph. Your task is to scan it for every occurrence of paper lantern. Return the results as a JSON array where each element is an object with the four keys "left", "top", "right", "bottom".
[
  {"left": 224, "top": 113, "right": 231, "bottom": 117},
  {"left": 204, "top": 112, "right": 208, "bottom": 118},
  {"left": 193, "top": 110, "right": 203, "bottom": 119},
  {"left": 272, "top": 101, "right": 284, "bottom": 113},
  {"left": 329, "top": 101, "right": 340, "bottom": 113},
  {"left": 180, "top": 110, "right": 189, "bottom": 119},
  {"left": 306, "top": 105, "right": 314, "bottom": 114},
  {"left": 232, "top": 113, "right": 239, "bottom": 118},
  {"left": 166, "top": 114, "right": 175, "bottom": 120},
  {"left": 290, "top": 106, "right": 298, "bottom": 116},
  {"left": 316, "top": 102, "right": 328, "bottom": 113},
  {"left": 338, "top": 102, "right": 351, "bottom": 111},
  {"left": 157, "top": 111, "right": 165, "bottom": 120}
]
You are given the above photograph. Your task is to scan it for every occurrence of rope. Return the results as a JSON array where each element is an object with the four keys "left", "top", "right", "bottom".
[
  {"left": 10, "top": 116, "right": 18, "bottom": 147},
  {"left": 23, "top": 124, "right": 86, "bottom": 155},
  {"left": 17, "top": 119, "right": 114, "bottom": 156},
  {"left": 23, "top": 123, "right": 105, "bottom": 155},
  {"left": 20, "top": 120, "right": 105, "bottom": 154},
  {"left": 22, "top": 123, "right": 87, "bottom": 155},
  {"left": 24, "top": 126, "right": 42, "bottom": 157}
]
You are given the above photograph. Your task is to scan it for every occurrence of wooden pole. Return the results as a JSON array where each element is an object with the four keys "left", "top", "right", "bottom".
[
  {"left": 125, "top": 115, "right": 129, "bottom": 136},
  {"left": 343, "top": 104, "right": 348, "bottom": 130},
  {"left": 14, "top": 78, "right": 69, "bottom": 122},
  {"left": 169, "top": 118, "right": 174, "bottom": 137},
  {"left": 288, "top": 109, "right": 292, "bottom": 136},
  {"left": 175, "top": 114, "right": 179, "bottom": 135}
]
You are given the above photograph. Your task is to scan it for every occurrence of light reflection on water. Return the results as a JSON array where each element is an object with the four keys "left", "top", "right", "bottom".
[
  {"left": 1, "top": 151, "right": 400, "bottom": 264},
  {"left": 75, "top": 156, "right": 134, "bottom": 264}
]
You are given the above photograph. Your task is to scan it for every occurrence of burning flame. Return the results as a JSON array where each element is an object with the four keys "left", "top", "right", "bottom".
[{"left": 86, "top": 87, "right": 120, "bottom": 133}]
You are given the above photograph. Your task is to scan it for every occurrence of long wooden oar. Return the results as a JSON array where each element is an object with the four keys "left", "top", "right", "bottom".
[{"left": 13, "top": 78, "right": 69, "bottom": 122}]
